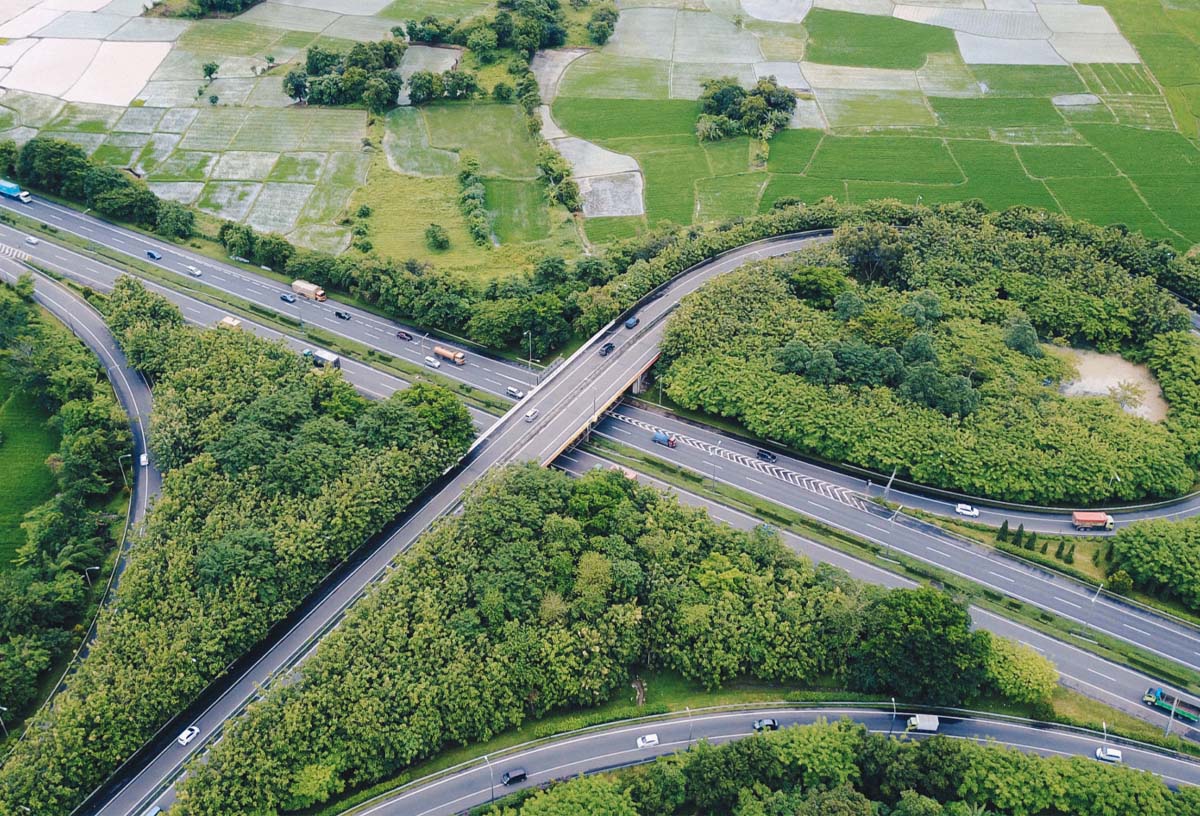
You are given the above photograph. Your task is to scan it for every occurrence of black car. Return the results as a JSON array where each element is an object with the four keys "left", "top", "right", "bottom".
[
  {"left": 280, "top": 293, "right": 297, "bottom": 303},
  {"left": 756, "top": 449, "right": 778, "bottom": 463},
  {"left": 599, "top": 342, "right": 615, "bottom": 357},
  {"left": 396, "top": 330, "right": 413, "bottom": 341},
  {"left": 334, "top": 311, "right": 351, "bottom": 320},
  {"left": 500, "top": 768, "right": 527, "bottom": 786},
  {"left": 753, "top": 718, "right": 779, "bottom": 732},
  {"left": 145, "top": 250, "right": 162, "bottom": 261}
]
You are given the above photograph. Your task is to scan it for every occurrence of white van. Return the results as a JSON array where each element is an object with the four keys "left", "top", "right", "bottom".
[
  {"left": 1095, "top": 747, "right": 1123, "bottom": 763},
  {"left": 424, "top": 356, "right": 441, "bottom": 369}
]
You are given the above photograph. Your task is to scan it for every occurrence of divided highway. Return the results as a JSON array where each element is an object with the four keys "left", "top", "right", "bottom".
[
  {"left": 357, "top": 707, "right": 1200, "bottom": 816},
  {"left": 6, "top": 206, "right": 1199, "bottom": 811}
]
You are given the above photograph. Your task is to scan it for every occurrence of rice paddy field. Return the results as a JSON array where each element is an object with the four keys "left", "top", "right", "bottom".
[
  {"left": 546, "top": 0, "right": 1200, "bottom": 250},
  {"left": 0, "top": 0, "right": 1197, "bottom": 267}
]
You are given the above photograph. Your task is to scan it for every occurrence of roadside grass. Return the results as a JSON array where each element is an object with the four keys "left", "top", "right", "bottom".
[
  {"left": 803, "top": 9, "right": 958, "bottom": 70},
  {"left": 422, "top": 102, "right": 541, "bottom": 178},
  {"left": 0, "top": 375, "right": 59, "bottom": 570}
]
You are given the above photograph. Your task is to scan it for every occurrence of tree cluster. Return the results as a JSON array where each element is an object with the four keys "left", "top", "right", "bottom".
[
  {"left": 696, "top": 76, "right": 797, "bottom": 141},
  {"left": 457, "top": 154, "right": 492, "bottom": 245},
  {"left": 653, "top": 206, "right": 1196, "bottom": 504},
  {"left": 1108, "top": 515, "right": 1200, "bottom": 613},
  {"left": 0, "top": 278, "right": 474, "bottom": 814},
  {"left": 587, "top": 4, "right": 619, "bottom": 44},
  {"left": 172, "top": 464, "right": 1047, "bottom": 814},
  {"left": 283, "top": 39, "right": 406, "bottom": 113},
  {"left": 0, "top": 277, "right": 131, "bottom": 724},
  {"left": 406, "top": 68, "right": 482, "bottom": 105},
  {"left": 483, "top": 718, "right": 1200, "bottom": 816},
  {"left": 403, "top": 0, "right": 568, "bottom": 58},
  {"left": 0, "top": 137, "right": 194, "bottom": 238}
]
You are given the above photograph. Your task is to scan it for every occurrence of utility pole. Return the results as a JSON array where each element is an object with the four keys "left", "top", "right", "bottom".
[
  {"left": 884, "top": 466, "right": 897, "bottom": 499},
  {"left": 889, "top": 697, "right": 896, "bottom": 735},
  {"left": 484, "top": 753, "right": 495, "bottom": 806},
  {"left": 687, "top": 705, "right": 693, "bottom": 747},
  {"left": 1082, "top": 582, "right": 1103, "bottom": 634},
  {"left": 0, "top": 705, "right": 8, "bottom": 739},
  {"left": 1166, "top": 695, "right": 1179, "bottom": 737}
]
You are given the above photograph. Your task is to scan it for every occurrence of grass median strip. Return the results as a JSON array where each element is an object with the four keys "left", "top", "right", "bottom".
[{"left": 583, "top": 437, "right": 1200, "bottom": 700}]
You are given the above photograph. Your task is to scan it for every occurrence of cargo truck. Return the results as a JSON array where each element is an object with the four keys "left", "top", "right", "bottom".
[
  {"left": 1072, "top": 511, "right": 1115, "bottom": 531},
  {"left": 433, "top": 345, "right": 465, "bottom": 365},
  {"left": 652, "top": 430, "right": 677, "bottom": 448},
  {"left": 291, "top": 279, "right": 327, "bottom": 302},
  {"left": 217, "top": 316, "right": 242, "bottom": 329},
  {"left": 907, "top": 715, "right": 940, "bottom": 732},
  {"left": 1142, "top": 688, "right": 1200, "bottom": 723},
  {"left": 0, "top": 179, "right": 31, "bottom": 203},
  {"left": 303, "top": 349, "right": 341, "bottom": 369}
]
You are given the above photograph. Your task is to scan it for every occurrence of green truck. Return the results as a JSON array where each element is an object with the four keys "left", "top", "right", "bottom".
[{"left": 1142, "top": 688, "right": 1200, "bottom": 723}]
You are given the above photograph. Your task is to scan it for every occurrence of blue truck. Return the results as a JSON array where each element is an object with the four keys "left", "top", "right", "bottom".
[
  {"left": 0, "top": 179, "right": 31, "bottom": 203},
  {"left": 652, "top": 430, "right": 677, "bottom": 448},
  {"left": 1143, "top": 688, "right": 1200, "bottom": 724}
]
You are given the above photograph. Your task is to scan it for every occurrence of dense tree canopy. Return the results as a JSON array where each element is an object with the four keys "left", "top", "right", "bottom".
[
  {"left": 486, "top": 719, "right": 1200, "bottom": 816},
  {"left": 172, "top": 464, "right": 1049, "bottom": 814},
  {"left": 658, "top": 213, "right": 1196, "bottom": 504},
  {"left": 0, "top": 278, "right": 472, "bottom": 814},
  {"left": 0, "top": 278, "right": 130, "bottom": 724}
]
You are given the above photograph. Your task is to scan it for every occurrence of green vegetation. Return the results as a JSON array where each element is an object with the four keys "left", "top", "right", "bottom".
[
  {"left": 803, "top": 9, "right": 958, "bottom": 70},
  {"left": 174, "top": 463, "right": 1051, "bottom": 814},
  {"left": 657, "top": 209, "right": 1197, "bottom": 504},
  {"left": 0, "top": 278, "right": 131, "bottom": 731},
  {"left": 479, "top": 718, "right": 1200, "bottom": 816},
  {"left": 0, "top": 278, "right": 474, "bottom": 814},
  {"left": 0, "top": 377, "right": 59, "bottom": 568}
]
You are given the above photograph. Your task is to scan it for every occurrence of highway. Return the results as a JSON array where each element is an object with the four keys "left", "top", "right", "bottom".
[
  {"left": 6, "top": 195, "right": 1200, "bottom": 532},
  {"left": 83, "top": 227, "right": 1200, "bottom": 815},
  {"left": 355, "top": 707, "right": 1200, "bottom": 816}
]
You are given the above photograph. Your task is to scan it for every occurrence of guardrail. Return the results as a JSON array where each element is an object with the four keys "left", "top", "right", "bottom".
[{"left": 337, "top": 700, "right": 1199, "bottom": 816}]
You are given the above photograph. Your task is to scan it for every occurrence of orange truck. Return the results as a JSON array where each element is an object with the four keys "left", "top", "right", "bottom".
[
  {"left": 1071, "top": 511, "right": 1115, "bottom": 531},
  {"left": 292, "top": 279, "right": 327, "bottom": 301},
  {"left": 433, "top": 345, "right": 466, "bottom": 365}
]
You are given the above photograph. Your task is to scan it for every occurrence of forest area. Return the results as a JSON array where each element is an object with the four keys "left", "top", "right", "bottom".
[
  {"left": 0, "top": 277, "right": 474, "bottom": 814},
  {"left": 171, "top": 464, "right": 1055, "bottom": 815}
]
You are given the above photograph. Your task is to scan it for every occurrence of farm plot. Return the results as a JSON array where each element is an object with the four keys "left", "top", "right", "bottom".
[
  {"left": 381, "top": 107, "right": 458, "bottom": 177},
  {"left": 296, "top": 150, "right": 370, "bottom": 225},
  {"left": 557, "top": 54, "right": 670, "bottom": 100},
  {"left": 378, "top": 0, "right": 494, "bottom": 19},
  {"left": 1046, "top": 175, "right": 1173, "bottom": 240},
  {"left": 178, "top": 108, "right": 249, "bottom": 151},
  {"left": 114, "top": 106, "right": 166, "bottom": 133},
  {"left": 1016, "top": 144, "right": 1118, "bottom": 178},
  {"left": 45, "top": 102, "right": 123, "bottom": 133},
  {"left": 484, "top": 179, "right": 551, "bottom": 243},
  {"left": 212, "top": 151, "right": 280, "bottom": 180},
  {"left": 229, "top": 108, "right": 314, "bottom": 152},
  {"left": 766, "top": 128, "right": 824, "bottom": 174},
  {"left": 245, "top": 182, "right": 313, "bottom": 233},
  {"left": 806, "top": 136, "right": 963, "bottom": 183},
  {"left": 804, "top": 9, "right": 957, "bottom": 69},
  {"left": 817, "top": 88, "right": 934, "bottom": 127},
  {"left": 423, "top": 104, "right": 541, "bottom": 178},
  {"left": 552, "top": 98, "right": 698, "bottom": 140},
  {"left": 135, "top": 133, "right": 182, "bottom": 174},
  {"left": 695, "top": 173, "right": 769, "bottom": 221},
  {"left": 269, "top": 152, "right": 327, "bottom": 183},
  {"left": 298, "top": 108, "right": 367, "bottom": 151},
  {"left": 197, "top": 181, "right": 262, "bottom": 221}
]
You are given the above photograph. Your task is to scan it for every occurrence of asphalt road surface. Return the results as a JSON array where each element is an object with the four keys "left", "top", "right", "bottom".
[{"left": 357, "top": 707, "right": 1200, "bottom": 816}]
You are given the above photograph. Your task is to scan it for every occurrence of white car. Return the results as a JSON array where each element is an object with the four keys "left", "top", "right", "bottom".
[
  {"left": 176, "top": 725, "right": 200, "bottom": 746},
  {"left": 139, "top": 453, "right": 148, "bottom": 467},
  {"left": 23, "top": 236, "right": 38, "bottom": 245},
  {"left": 424, "top": 356, "right": 441, "bottom": 369},
  {"left": 524, "top": 408, "right": 539, "bottom": 423},
  {"left": 955, "top": 503, "right": 980, "bottom": 518},
  {"left": 1095, "top": 746, "right": 1122, "bottom": 763},
  {"left": 186, "top": 265, "right": 202, "bottom": 277},
  {"left": 636, "top": 733, "right": 659, "bottom": 749}
]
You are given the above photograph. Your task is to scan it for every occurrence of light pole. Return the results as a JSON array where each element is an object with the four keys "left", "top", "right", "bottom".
[
  {"left": 523, "top": 329, "right": 533, "bottom": 373},
  {"left": 483, "top": 753, "right": 495, "bottom": 806},
  {"left": 117, "top": 452, "right": 131, "bottom": 487},
  {"left": 84, "top": 565, "right": 101, "bottom": 588},
  {"left": 1102, "top": 720, "right": 1107, "bottom": 746},
  {"left": 0, "top": 705, "right": 8, "bottom": 739},
  {"left": 1082, "top": 582, "right": 1104, "bottom": 634},
  {"left": 687, "top": 705, "right": 693, "bottom": 747},
  {"left": 884, "top": 466, "right": 897, "bottom": 499},
  {"left": 421, "top": 332, "right": 428, "bottom": 355},
  {"left": 889, "top": 697, "right": 896, "bottom": 735}
]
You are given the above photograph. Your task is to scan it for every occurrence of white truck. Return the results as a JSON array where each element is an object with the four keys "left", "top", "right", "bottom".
[
  {"left": 304, "top": 348, "right": 341, "bottom": 369},
  {"left": 292, "top": 279, "right": 327, "bottom": 302},
  {"left": 907, "top": 715, "right": 940, "bottom": 733}
]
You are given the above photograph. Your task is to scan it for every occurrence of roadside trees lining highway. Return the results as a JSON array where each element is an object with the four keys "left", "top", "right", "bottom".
[{"left": 583, "top": 436, "right": 1200, "bottom": 704}]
